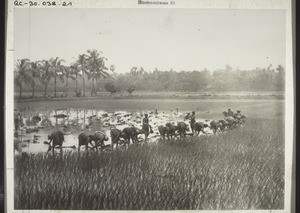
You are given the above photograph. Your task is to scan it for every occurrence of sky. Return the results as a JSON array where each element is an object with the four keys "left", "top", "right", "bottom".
[{"left": 14, "top": 8, "right": 285, "bottom": 73}]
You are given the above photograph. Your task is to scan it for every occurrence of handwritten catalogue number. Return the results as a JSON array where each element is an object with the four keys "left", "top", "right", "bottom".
[{"left": 14, "top": 1, "right": 73, "bottom": 7}]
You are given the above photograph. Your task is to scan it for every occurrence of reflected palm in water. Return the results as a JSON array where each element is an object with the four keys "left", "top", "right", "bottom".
[{"left": 14, "top": 108, "right": 214, "bottom": 154}]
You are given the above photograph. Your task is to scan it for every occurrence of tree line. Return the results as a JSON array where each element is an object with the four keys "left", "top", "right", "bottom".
[
  {"left": 14, "top": 51, "right": 285, "bottom": 98},
  {"left": 14, "top": 49, "right": 115, "bottom": 99},
  {"left": 98, "top": 64, "right": 285, "bottom": 94}
]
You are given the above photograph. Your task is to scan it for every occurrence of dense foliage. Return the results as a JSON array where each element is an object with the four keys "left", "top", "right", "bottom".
[
  {"left": 104, "top": 82, "right": 121, "bottom": 95},
  {"left": 109, "top": 65, "right": 285, "bottom": 92},
  {"left": 14, "top": 51, "right": 285, "bottom": 98}
]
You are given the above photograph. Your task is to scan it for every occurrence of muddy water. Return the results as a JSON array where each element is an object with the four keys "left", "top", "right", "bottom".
[{"left": 15, "top": 109, "right": 214, "bottom": 154}]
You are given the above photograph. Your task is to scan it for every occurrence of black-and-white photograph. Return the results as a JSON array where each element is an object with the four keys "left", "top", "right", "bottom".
[{"left": 9, "top": 4, "right": 292, "bottom": 211}]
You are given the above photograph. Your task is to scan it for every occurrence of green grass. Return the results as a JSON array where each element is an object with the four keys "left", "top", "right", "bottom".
[{"left": 14, "top": 118, "right": 284, "bottom": 210}]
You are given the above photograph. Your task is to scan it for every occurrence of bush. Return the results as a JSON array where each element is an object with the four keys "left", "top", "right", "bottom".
[
  {"left": 127, "top": 85, "right": 135, "bottom": 95},
  {"left": 104, "top": 82, "right": 120, "bottom": 95}
]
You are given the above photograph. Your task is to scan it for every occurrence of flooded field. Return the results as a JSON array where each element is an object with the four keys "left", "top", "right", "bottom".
[
  {"left": 15, "top": 108, "right": 214, "bottom": 154},
  {"left": 14, "top": 98, "right": 284, "bottom": 154}
]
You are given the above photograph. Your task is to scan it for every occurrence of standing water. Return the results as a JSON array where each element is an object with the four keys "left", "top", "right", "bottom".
[{"left": 14, "top": 108, "right": 214, "bottom": 154}]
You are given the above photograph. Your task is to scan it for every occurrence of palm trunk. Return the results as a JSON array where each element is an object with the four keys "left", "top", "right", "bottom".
[
  {"left": 82, "top": 75, "right": 85, "bottom": 97},
  {"left": 83, "top": 110, "right": 86, "bottom": 130},
  {"left": 44, "top": 83, "right": 48, "bottom": 97},
  {"left": 54, "top": 73, "right": 57, "bottom": 98},
  {"left": 19, "top": 82, "right": 22, "bottom": 99},
  {"left": 66, "top": 76, "right": 68, "bottom": 97},
  {"left": 95, "top": 77, "right": 98, "bottom": 92},
  {"left": 75, "top": 75, "right": 78, "bottom": 91},
  {"left": 92, "top": 78, "right": 95, "bottom": 91},
  {"left": 32, "top": 81, "right": 35, "bottom": 98}
]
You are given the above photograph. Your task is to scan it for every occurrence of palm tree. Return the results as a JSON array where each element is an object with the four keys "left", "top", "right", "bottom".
[
  {"left": 77, "top": 54, "right": 87, "bottom": 96},
  {"left": 70, "top": 63, "right": 80, "bottom": 92},
  {"left": 110, "top": 65, "right": 115, "bottom": 72},
  {"left": 87, "top": 50, "right": 100, "bottom": 92},
  {"left": 62, "top": 65, "right": 74, "bottom": 97},
  {"left": 14, "top": 59, "right": 30, "bottom": 99},
  {"left": 86, "top": 49, "right": 110, "bottom": 92},
  {"left": 39, "top": 60, "right": 53, "bottom": 97},
  {"left": 28, "top": 61, "right": 41, "bottom": 98},
  {"left": 50, "top": 57, "right": 65, "bottom": 98},
  {"left": 57, "top": 66, "right": 65, "bottom": 97},
  {"left": 96, "top": 64, "right": 115, "bottom": 93},
  {"left": 87, "top": 70, "right": 95, "bottom": 93},
  {"left": 130, "top": 67, "right": 138, "bottom": 75},
  {"left": 95, "top": 57, "right": 109, "bottom": 91},
  {"left": 97, "top": 66, "right": 109, "bottom": 91}
]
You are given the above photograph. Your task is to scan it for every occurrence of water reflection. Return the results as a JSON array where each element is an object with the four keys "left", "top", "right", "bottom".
[{"left": 14, "top": 108, "right": 213, "bottom": 154}]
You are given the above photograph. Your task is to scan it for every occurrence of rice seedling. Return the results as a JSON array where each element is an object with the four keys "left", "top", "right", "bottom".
[{"left": 14, "top": 118, "right": 284, "bottom": 210}]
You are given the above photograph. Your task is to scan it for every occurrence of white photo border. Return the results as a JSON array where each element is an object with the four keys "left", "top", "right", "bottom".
[{"left": 5, "top": 0, "right": 294, "bottom": 212}]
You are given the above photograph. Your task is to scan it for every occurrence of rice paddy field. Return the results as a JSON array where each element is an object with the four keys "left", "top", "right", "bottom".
[{"left": 14, "top": 98, "right": 285, "bottom": 210}]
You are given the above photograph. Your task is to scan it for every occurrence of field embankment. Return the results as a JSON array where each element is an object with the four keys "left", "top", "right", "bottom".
[{"left": 14, "top": 91, "right": 285, "bottom": 102}]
